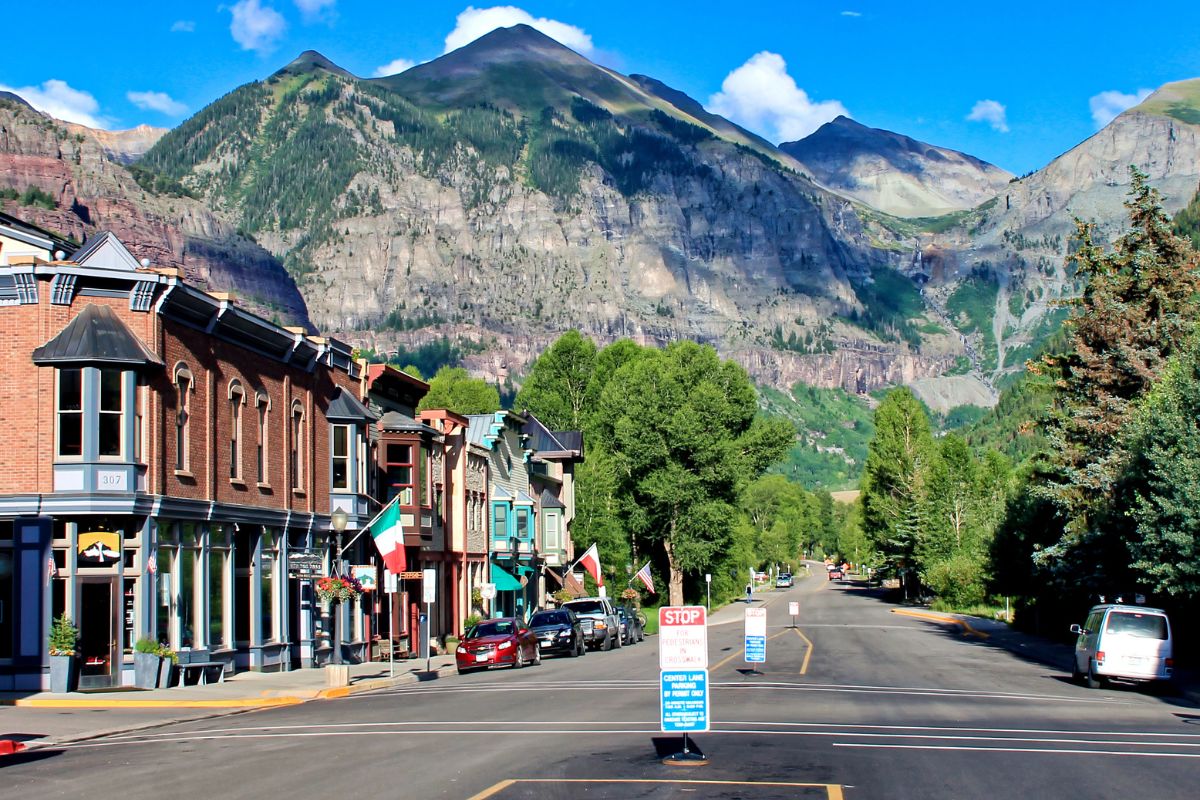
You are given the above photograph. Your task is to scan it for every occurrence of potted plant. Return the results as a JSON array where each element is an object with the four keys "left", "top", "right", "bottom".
[
  {"left": 133, "top": 637, "right": 160, "bottom": 689},
  {"left": 48, "top": 613, "right": 79, "bottom": 693},
  {"left": 156, "top": 643, "right": 178, "bottom": 688}
]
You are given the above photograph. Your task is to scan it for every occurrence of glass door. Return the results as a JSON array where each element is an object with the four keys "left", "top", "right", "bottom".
[{"left": 79, "top": 578, "right": 119, "bottom": 688}]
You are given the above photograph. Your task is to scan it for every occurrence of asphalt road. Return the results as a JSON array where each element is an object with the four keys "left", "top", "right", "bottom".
[{"left": 4, "top": 568, "right": 1198, "bottom": 799}]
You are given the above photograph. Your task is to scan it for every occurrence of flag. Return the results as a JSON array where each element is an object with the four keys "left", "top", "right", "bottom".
[
  {"left": 48, "top": 557, "right": 58, "bottom": 579},
  {"left": 362, "top": 496, "right": 407, "bottom": 574},
  {"left": 576, "top": 543, "right": 603, "bottom": 587},
  {"left": 634, "top": 561, "right": 655, "bottom": 594}
]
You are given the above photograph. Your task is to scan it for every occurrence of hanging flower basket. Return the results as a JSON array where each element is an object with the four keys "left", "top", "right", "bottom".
[
  {"left": 620, "top": 587, "right": 639, "bottom": 603},
  {"left": 315, "top": 575, "right": 363, "bottom": 604}
]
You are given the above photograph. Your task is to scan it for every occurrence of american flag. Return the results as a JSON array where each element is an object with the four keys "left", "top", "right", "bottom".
[{"left": 634, "top": 561, "right": 655, "bottom": 594}]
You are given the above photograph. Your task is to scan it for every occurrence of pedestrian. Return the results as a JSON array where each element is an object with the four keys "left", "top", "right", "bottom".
[{"left": 746, "top": 583, "right": 753, "bottom": 603}]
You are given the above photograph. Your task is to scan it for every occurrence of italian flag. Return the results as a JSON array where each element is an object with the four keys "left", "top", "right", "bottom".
[{"left": 363, "top": 495, "right": 406, "bottom": 574}]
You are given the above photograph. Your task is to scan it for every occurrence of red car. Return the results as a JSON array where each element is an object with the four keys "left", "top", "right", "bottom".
[
  {"left": 456, "top": 617, "right": 541, "bottom": 674},
  {"left": 827, "top": 568, "right": 844, "bottom": 581}
]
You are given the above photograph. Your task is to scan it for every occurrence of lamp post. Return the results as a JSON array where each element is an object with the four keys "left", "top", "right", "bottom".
[{"left": 329, "top": 508, "right": 348, "bottom": 666}]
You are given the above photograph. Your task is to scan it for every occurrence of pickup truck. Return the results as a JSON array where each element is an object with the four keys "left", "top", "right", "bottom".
[{"left": 562, "top": 597, "right": 621, "bottom": 651}]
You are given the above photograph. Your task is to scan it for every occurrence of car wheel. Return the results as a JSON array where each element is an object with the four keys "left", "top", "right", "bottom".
[
  {"left": 533, "top": 645, "right": 542, "bottom": 666},
  {"left": 615, "top": 630, "right": 624, "bottom": 649},
  {"left": 602, "top": 632, "right": 613, "bottom": 651},
  {"left": 514, "top": 648, "right": 526, "bottom": 669},
  {"left": 1086, "top": 660, "right": 1103, "bottom": 689},
  {"left": 570, "top": 639, "right": 581, "bottom": 657}
]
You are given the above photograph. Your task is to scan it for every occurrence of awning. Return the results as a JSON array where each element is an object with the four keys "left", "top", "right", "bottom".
[{"left": 490, "top": 563, "right": 523, "bottom": 592}]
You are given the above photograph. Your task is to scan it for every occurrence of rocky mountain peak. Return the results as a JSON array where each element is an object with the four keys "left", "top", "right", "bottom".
[
  {"left": 1126, "top": 77, "right": 1200, "bottom": 126},
  {"left": 0, "top": 90, "right": 33, "bottom": 109},
  {"left": 274, "top": 49, "right": 354, "bottom": 80},
  {"left": 779, "top": 116, "right": 1013, "bottom": 217}
]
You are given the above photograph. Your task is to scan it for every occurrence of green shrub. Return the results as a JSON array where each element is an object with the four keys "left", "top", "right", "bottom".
[
  {"left": 49, "top": 613, "right": 78, "bottom": 655},
  {"left": 921, "top": 554, "right": 987, "bottom": 607},
  {"left": 134, "top": 636, "right": 159, "bottom": 654}
]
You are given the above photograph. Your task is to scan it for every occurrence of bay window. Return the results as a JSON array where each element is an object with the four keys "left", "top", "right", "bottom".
[
  {"left": 331, "top": 424, "right": 351, "bottom": 490},
  {"left": 57, "top": 368, "right": 83, "bottom": 458}
]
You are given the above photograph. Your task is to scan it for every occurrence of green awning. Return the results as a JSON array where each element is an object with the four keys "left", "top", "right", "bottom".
[{"left": 490, "top": 563, "right": 523, "bottom": 592}]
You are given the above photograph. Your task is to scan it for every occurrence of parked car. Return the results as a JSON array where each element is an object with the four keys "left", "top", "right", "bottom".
[
  {"left": 562, "top": 597, "right": 621, "bottom": 651},
  {"left": 1071, "top": 604, "right": 1173, "bottom": 688},
  {"left": 616, "top": 605, "right": 644, "bottom": 645},
  {"left": 528, "top": 609, "right": 585, "bottom": 658},
  {"left": 776, "top": 573, "right": 794, "bottom": 588},
  {"left": 456, "top": 617, "right": 540, "bottom": 674}
]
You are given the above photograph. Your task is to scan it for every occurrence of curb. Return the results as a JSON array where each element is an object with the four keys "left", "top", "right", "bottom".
[
  {"left": 6, "top": 696, "right": 304, "bottom": 709},
  {"left": 890, "top": 608, "right": 990, "bottom": 639}
]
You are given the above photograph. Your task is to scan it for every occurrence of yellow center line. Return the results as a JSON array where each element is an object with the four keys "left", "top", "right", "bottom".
[
  {"left": 469, "top": 778, "right": 844, "bottom": 799},
  {"left": 710, "top": 627, "right": 801, "bottom": 673},
  {"left": 794, "top": 627, "right": 814, "bottom": 675}
]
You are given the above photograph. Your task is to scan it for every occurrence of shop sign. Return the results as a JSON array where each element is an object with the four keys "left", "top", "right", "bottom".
[
  {"left": 287, "top": 549, "right": 323, "bottom": 578},
  {"left": 78, "top": 531, "right": 121, "bottom": 566},
  {"left": 352, "top": 565, "right": 377, "bottom": 591},
  {"left": 400, "top": 571, "right": 423, "bottom": 579}
]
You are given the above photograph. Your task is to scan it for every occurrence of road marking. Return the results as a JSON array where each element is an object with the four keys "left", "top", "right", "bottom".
[
  {"left": 833, "top": 743, "right": 1200, "bottom": 758},
  {"left": 794, "top": 627, "right": 814, "bottom": 675},
  {"left": 467, "top": 779, "right": 845, "bottom": 799},
  {"left": 711, "top": 629, "right": 795, "bottom": 672},
  {"left": 890, "top": 608, "right": 989, "bottom": 638}
]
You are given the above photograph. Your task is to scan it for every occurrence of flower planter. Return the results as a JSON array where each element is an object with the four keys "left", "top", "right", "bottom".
[
  {"left": 158, "top": 658, "right": 175, "bottom": 688},
  {"left": 49, "top": 654, "right": 79, "bottom": 693},
  {"left": 134, "top": 652, "right": 160, "bottom": 689}
]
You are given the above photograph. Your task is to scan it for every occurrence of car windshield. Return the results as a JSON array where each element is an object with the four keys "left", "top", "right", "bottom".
[
  {"left": 530, "top": 612, "right": 570, "bottom": 626},
  {"left": 1105, "top": 612, "right": 1168, "bottom": 639},
  {"left": 469, "top": 620, "right": 516, "bottom": 638},
  {"left": 565, "top": 601, "right": 603, "bottom": 614}
]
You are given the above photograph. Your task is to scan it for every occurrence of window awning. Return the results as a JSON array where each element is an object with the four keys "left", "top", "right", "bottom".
[{"left": 490, "top": 563, "right": 523, "bottom": 592}]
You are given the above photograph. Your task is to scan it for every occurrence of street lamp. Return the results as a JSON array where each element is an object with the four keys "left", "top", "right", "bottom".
[{"left": 329, "top": 508, "right": 348, "bottom": 666}]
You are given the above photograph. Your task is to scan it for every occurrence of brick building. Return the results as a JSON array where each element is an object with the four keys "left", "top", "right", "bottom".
[{"left": 0, "top": 232, "right": 371, "bottom": 689}]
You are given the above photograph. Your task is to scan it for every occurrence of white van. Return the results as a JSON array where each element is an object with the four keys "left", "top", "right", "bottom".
[{"left": 1070, "top": 604, "right": 1173, "bottom": 687}]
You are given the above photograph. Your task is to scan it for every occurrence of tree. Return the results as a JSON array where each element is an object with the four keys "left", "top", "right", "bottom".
[
  {"left": 860, "top": 388, "right": 938, "bottom": 595},
  {"left": 596, "top": 342, "right": 792, "bottom": 605},
  {"left": 514, "top": 330, "right": 597, "bottom": 431},
  {"left": 1117, "top": 334, "right": 1200, "bottom": 598},
  {"left": 416, "top": 366, "right": 500, "bottom": 415}
]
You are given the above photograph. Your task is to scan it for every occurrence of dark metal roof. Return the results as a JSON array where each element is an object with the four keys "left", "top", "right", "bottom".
[
  {"left": 539, "top": 489, "right": 565, "bottom": 509},
  {"left": 552, "top": 430, "right": 583, "bottom": 452},
  {"left": 521, "top": 412, "right": 583, "bottom": 460},
  {"left": 326, "top": 386, "right": 378, "bottom": 422},
  {"left": 31, "top": 303, "right": 163, "bottom": 368}
]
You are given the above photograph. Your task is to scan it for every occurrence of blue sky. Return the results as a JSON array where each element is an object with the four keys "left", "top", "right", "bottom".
[{"left": 3, "top": 1, "right": 1199, "bottom": 175}]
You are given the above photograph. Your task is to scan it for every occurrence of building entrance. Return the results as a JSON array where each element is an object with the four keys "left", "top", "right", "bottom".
[{"left": 78, "top": 577, "right": 120, "bottom": 688}]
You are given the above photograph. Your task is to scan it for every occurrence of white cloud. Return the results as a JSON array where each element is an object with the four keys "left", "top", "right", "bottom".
[
  {"left": 966, "top": 99, "right": 1009, "bottom": 133},
  {"left": 444, "top": 6, "right": 593, "bottom": 55},
  {"left": 841, "top": 10, "right": 862, "bottom": 16},
  {"left": 229, "top": 0, "right": 287, "bottom": 53},
  {"left": 1089, "top": 88, "right": 1152, "bottom": 129},
  {"left": 707, "top": 51, "right": 848, "bottom": 143},
  {"left": 373, "top": 58, "right": 416, "bottom": 78},
  {"left": 127, "top": 90, "right": 188, "bottom": 116},
  {"left": 294, "top": 0, "right": 336, "bottom": 22},
  {"left": 171, "top": 20, "right": 196, "bottom": 33},
  {"left": 0, "top": 79, "right": 107, "bottom": 129}
]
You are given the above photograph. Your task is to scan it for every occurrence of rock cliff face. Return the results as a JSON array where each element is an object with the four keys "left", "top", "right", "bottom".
[
  {"left": 0, "top": 98, "right": 311, "bottom": 326},
  {"left": 780, "top": 116, "right": 1013, "bottom": 217},
  {"left": 63, "top": 123, "right": 167, "bottom": 164}
]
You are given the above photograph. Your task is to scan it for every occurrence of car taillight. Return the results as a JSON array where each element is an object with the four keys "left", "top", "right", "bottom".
[
  {"left": 1096, "top": 651, "right": 1105, "bottom": 663},
  {"left": 1165, "top": 658, "right": 1174, "bottom": 667}
]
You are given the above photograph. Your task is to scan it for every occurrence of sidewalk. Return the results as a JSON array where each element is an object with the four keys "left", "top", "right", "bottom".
[{"left": 0, "top": 654, "right": 457, "bottom": 749}]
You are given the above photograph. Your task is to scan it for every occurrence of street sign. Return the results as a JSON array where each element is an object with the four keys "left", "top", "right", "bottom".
[
  {"left": 745, "top": 606, "right": 767, "bottom": 664},
  {"left": 660, "top": 670, "right": 710, "bottom": 732},
  {"left": 422, "top": 568, "right": 436, "bottom": 603},
  {"left": 479, "top": 583, "right": 497, "bottom": 600},
  {"left": 287, "top": 548, "right": 323, "bottom": 579},
  {"left": 658, "top": 606, "right": 708, "bottom": 670},
  {"left": 788, "top": 601, "right": 800, "bottom": 616},
  {"left": 384, "top": 569, "right": 398, "bottom": 595}
]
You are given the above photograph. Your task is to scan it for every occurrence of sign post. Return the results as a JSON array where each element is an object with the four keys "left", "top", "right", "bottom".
[
  {"left": 384, "top": 569, "right": 398, "bottom": 677},
  {"left": 788, "top": 601, "right": 799, "bottom": 628},
  {"left": 745, "top": 606, "right": 767, "bottom": 673},
  {"left": 704, "top": 573, "right": 711, "bottom": 612},
  {"left": 422, "top": 567, "right": 436, "bottom": 673},
  {"left": 658, "top": 606, "right": 709, "bottom": 765}
]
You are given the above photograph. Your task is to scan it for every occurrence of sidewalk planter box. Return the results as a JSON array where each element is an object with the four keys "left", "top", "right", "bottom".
[
  {"left": 134, "top": 652, "right": 160, "bottom": 689},
  {"left": 158, "top": 658, "right": 175, "bottom": 688},
  {"left": 49, "top": 654, "right": 79, "bottom": 693}
]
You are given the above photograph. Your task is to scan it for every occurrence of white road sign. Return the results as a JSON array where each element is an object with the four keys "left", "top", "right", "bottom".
[
  {"left": 788, "top": 601, "right": 800, "bottom": 616},
  {"left": 745, "top": 606, "right": 767, "bottom": 636},
  {"left": 422, "top": 568, "right": 436, "bottom": 603},
  {"left": 479, "top": 582, "right": 497, "bottom": 600},
  {"left": 658, "top": 606, "right": 708, "bottom": 670}
]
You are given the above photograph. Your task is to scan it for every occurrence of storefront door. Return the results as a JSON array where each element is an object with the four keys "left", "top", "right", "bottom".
[{"left": 78, "top": 577, "right": 119, "bottom": 688}]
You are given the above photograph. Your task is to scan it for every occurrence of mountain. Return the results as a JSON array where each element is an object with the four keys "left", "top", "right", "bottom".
[
  {"left": 912, "top": 77, "right": 1200, "bottom": 387},
  {"left": 134, "top": 25, "right": 957, "bottom": 392},
  {"left": 780, "top": 116, "right": 1014, "bottom": 217},
  {"left": 63, "top": 123, "right": 168, "bottom": 164},
  {"left": 0, "top": 96, "right": 310, "bottom": 325}
]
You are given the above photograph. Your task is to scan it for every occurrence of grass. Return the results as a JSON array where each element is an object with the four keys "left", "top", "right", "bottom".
[
  {"left": 760, "top": 383, "right": 875, "bottom": 490},
  {"left": 930, "top": 599, "right": 1012, "bottom": 623},
  {"left": 946, "top": 271, "right": 999, "bottom": 371}
]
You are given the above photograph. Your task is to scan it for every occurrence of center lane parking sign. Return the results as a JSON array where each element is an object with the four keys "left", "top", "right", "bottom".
[
  {"left": 660, "top": 670, "right": 710, "bottom": 732},
  {"left": 658, "top": 606, "right": 710, "bottom": 735}
]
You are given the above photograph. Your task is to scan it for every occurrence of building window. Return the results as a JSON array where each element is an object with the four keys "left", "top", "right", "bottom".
[
  {"left": 515, "top": 506, "right": 531, "bottom": 540},
  {"left": 420, "top": 446, "right": 429, "bottom": 506},
  {"left": 56, "top": 368, "right": 83, "bottom": 458},
  {"left": 0, "top": 546, "right": 13, "bottom": 660},
  {"left": 331, "top": 424, "right": 351, "bottom": 491},
  {"left": 209, "top": 525, "right": 230, "bottom": 649},
  {"left": 256, "top": 393, "right": 269, "bottom": 484},
  {"left": 492, "top": 504, "right": 509, "bottom": 545},
  {"left": 135, "top": 381, "right": 146, "bottom": 463},
  {"left": 260, "top": 530, "right": 277, "bottom": 643},
  {"left": 385, "top": 443, "right": 414, "bottom": 505},
  {"left": 174, "top": 366, "right": 193, "bottom": 471},
  {"left": 97, "top": 369, "right": 124, "bottom": 458},
  {"left": 229, "top": 382, "right": 244, "bottom": 480},
  {"left": 290, "top": 403, "right": 304, "bottom": 490},
  {"left": 545, "top": 512, "right": 560, "bottom": 550}
]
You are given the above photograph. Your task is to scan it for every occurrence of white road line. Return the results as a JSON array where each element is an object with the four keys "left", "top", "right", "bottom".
[
  {"left": 719, "top": 721, "right": 1200, "bottom": 738},
  {"left": 833, "top": 743, "right": 1200, "bottom": 758}
]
